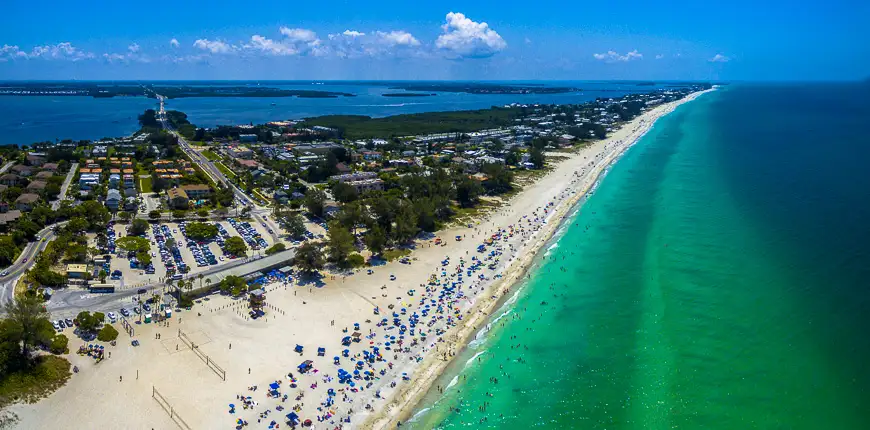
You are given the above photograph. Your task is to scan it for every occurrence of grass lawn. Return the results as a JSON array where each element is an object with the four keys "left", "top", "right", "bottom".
[
  {"left": 0, "top": 355, "right": 71, "bottom": 407},
  {"left": 139, "top": 176, "right": 153, "bottom": 193},
  {"left": 201, "top": 150, "right": 221, "bottom": 161},
  {"left": 215, "top": 162, "right": 237, "bottom": 179},
  {"left": 382, "top": 248, "right": 411, "bottom": 261}
]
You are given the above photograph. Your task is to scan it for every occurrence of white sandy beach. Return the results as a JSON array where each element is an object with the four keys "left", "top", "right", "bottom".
[{"left": 4, "top": 89, "right": 713, "bottom": 430}]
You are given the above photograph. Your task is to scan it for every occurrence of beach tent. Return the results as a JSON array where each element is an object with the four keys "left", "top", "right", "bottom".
[
  {"left": 286, "top": 412, "right": 299, "bottom": 424},
  {"left": 294, "top": 344, "right": 303, "bottom": 353}
]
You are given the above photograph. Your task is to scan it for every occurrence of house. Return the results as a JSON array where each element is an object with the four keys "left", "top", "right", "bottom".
[
  {"left": 330, "top": 172, "right": 378, "bottom": 183},
  {"left": 108, "top": 174, "right": 121, "bottom": 188},
  {"left": 124, "top": 188, "right": 137, "bottom": 198},
  {"left": 181, "top": 184, "right": 211, "bottom": 199},
  {"left": 558, "top": 134, "right": 575, "bottom": 146},
  {"left": 346, "top": 179, "right": 384, "bottom": 193},
  {"left": 34, "top": 171, "right": 54, "bottom": 180},
  {"left": 0, "top": 202, "right": 7, "bottom": 213},
  {"left": 167, "top": 188, "right": 189, "bottom": 209},
  {"left": 42, "top": 163, "right": 60, "bottom": 172},
  {"left": 273, "top": 190, "right": 289, "bottom": 204},
  {"left": 0, "top": 174, "right": 23, "bottom": 187},
  {"left": 15, "top": 193, "right": 39, "bottom": 211},
  {"left": 26, "top": 180, "right": 47, "bottom": 192},
  {"left": 235, "top": 159, "right": 259, "bottom": 170},
  {"left": 335, "top": 163, "right": 352, "bottom": 174},
  {"left": 25, "top": 155, "right": 46, "bottom": 166},
  {"left": 10, "top": 165, "right": 33, "bottom": 177},
  {"left": 66, "top": 264, "right": 89, "bottom": 279},
  {"left": 105, "top": 189, "right": 122, "bottom": 211},
  {"left": 0, "top": 210, "right": 22, "bottom": 228},
  {"left": 79, "top": 173, "right": 101, "bottom": 190},
  {"left": 123, "top": 174, "right": 135, "bottom": 189}
]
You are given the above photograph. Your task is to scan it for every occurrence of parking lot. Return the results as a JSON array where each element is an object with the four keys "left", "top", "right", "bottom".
[{"left": 88, "top": 219, "right": 276, "bottom": 291}]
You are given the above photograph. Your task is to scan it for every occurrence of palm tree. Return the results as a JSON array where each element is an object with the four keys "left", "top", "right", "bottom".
[{"left": 198, "top": 273, "right": 204, "bottom": 289}]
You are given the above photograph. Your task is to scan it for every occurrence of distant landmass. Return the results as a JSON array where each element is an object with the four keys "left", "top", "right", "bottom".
[
  {"left": 382, "top": 93, "right": 435, "bottom": 97},
  {"left": 0, "top": 82, "right": 355, "bottom": 99},
  {"left": 386, "top": 83, "right": 579, "bottom": 95}
]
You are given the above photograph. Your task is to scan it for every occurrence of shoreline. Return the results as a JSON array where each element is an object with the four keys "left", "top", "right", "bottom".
[{"left": 362, "top": 88, "right": 716, "bottom": 429}]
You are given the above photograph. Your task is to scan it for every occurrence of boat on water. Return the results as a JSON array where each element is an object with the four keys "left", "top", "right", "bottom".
[{"left": 271, "top": 102, "right": 276, "bottom": 106}]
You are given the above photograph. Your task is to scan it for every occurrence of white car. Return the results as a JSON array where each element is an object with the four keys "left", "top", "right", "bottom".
[{"left": 107, "top": 312, "right": 117, "bottom": 322}]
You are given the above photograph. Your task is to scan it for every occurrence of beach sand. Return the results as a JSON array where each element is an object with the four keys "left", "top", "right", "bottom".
[{"left": 4, "top": 89, "right": 713, "bottom": 430}]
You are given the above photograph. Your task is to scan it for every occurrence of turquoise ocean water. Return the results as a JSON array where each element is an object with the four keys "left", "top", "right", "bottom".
[{"left": 408, "top": 83, "right": 870, "bottom": 429}]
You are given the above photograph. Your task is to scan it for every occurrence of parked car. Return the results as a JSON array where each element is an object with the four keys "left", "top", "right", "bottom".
[{"left": 107, "top": 312, "right": 117, "bottom": 322}]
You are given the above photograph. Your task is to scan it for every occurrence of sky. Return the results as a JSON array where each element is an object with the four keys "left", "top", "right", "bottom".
[{"left": 1, "top": 0, "right": 867, "bottom": 81}]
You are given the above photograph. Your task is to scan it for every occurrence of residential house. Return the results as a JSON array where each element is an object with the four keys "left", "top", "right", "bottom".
[
  {"left": 79, "top": 173, "right": 101, "bottom": 190},
  {"left": 25, "top": 154, "right": 46, "bottom": 166},
  {"left": 105, "top": 189, "right": 122, "bottom": 211},
  {"left": 123, "top": 174, "right": 135, "bottom": 189},
  {"left": 0, "top": 210, "right": 22, "bottom": 229},
  {"left": 26, "top": 180, "right": 47, "bottom": 193},
  {"left": 346, "top": 179, "right": 384, "bottom": 193},
  {"left": 235, "top": 159, "right": 260, "bottom": 170},
  {"left": 10, "top": 165, "right": 33, "bottom": 177},
  {"left": 0, "top": 202, "right": 6, "bottom": 213},
  {"left": 108, "top": 174, "right": 121, "bottom": 189},
  {"left": 15, "top": 193, "right": 39, "bottom": 211},
  {"left": 0, "top": 174, "right": 23, "bottom": 187},
  {"left": 42, "top": 163, "right": 60, "bottom": 172},
  {"left": 34, "top": 171, "right": 54, "bottom": 180},
  {"left": 167, "top": 188, "right": 189, "bottom": 209}
]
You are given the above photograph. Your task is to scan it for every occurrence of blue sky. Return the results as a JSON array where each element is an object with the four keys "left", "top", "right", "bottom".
[{"left": 1, "top": 0, "right": 867, "bottom": 81}]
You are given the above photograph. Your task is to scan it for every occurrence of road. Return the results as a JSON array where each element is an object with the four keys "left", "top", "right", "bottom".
[
  {"left": 51, "top": 162, "right": 78, "bottom": 210},
  {"left": 0, "top": 161, "right": 14, "bottom": 174},
  {"left": 156, "top": 95, "right": 281, "bottom": 242},
  {"left": 0, "top": 223, "right": 65, "bottom": 304}
]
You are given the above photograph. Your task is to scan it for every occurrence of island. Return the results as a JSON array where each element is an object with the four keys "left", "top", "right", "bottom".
[
  {"left": 386, "top": 82, "right": 579, "bottom": 94},
  {"left": 0, "top": 82, "right": 355, "bottom": 99},
  {"left": 382, "top": 93, "right": 436, "bottom": 97}
]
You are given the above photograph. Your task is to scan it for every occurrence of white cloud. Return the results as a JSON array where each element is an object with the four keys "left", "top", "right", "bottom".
[
  {"left": 655, "top": 54, "right": 664, "bottom": 60},
  {"left": 193, "top": 39, "right": 235, "bottom": 54},
  {"left": 709, "top": 53, "right": 730, "bottom": 63},
  {"left": 1, "top": 42, "right": 94, "bottom": 61},
  {"left": 170, "top": 38, "right": 180, "bottom": 48},
  {"left": 593, "top": 50, "right": 643, "bottom": 63},
  {"left": 128, "top": 43, "right": 140, "bottom": 53},
  {"left": 374, "top": 30, "right": 420, "bottom": 47},
  {"left": 246, "top": 35, "right": 298, "bottom": 56},
  {"left": 342, "top": 30, "right": 365, "bottom": 38},
  {"left": 435, "top": 12, "right": 507, "bottom": 58},
  {"left": 279, "top": 27, "right": 318, "bottom": 43}
]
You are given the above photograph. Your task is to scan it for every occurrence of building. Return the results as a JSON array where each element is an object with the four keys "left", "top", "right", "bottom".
[
  {"left": 227, "top": 146, "right": 254, "bottom": 159},
  {"left": 0, "top": 174, "right": 23, "bottom": 187},
  {"left": 66, "top": 264, "right": 89, "bottom": 279},
  {"left": 108, "top": 174, "right": 121, "bottom": 188},
  {"left": 181, "top": 184, "right": 211, "bottom": 199},
  {"left": 235, "top": 159, "right": 260, "bottom": 170},
  {"left": 26, "top": 180, "right": 47, "bottom": 192},
  {"left": 10, "top": 165, "right": 33, "bottom": 177},
  {"left": 34, "top": 171, "right": 54, "bottom": 180},
  {"left": 123, "top": 174, "right": 135, "bottom": 189},
  {"left": 329, "top": 172, "right": 378, "bottom": 183},
  {"left": 0, "top": 210, "right": 22, "bottom": 229},
  {"left": 25, "top": 155, "right": 46, "bottom": 166},
  {"left": 167, "top": 188, "right": 189, "bottom": 209},
  {"left": 347, "top": 179, "right": 384, "bottom": 193},
  {"left": 105, "top": 189, "right": 122, "bottom": 211},
  {"left": 15, "top": 193, "right": 39, "bottom": 211},
  {"left": 79, "top": 173, "right": 101, "bottom": 190},
  {"left": 42, "top": 163, "right": 60, "bottom": 172},
  {"left": 238, "top": 134, "right": 258, "bottom": 143}
]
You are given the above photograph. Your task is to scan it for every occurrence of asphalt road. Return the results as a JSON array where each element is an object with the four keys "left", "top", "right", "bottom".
[
  {"left": 0, "top": 223, "right": 65, "bottom": 304},
  {"left": 51, "top": 162, "right": 78, "bottom": 210}
]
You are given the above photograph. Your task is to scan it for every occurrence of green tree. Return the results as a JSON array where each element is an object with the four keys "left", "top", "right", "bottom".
[
  {"left": 364, "top": 224, "right": 387, "bottom": 256},
  {"left": 283, "top": 214, "right": 307, "bottom": 240},
  {"left": 347, "top": 253, "right": 365, "bottom": 268},
  {"left": 49, "top": 334, "right": 69, "bottom": 354},
  {"left": 327, "top": 222, "right": 355, "bottom": 267},
  {"left": 223, "top": 236, "right": 248, "bottom": 257},
  {"left": 3, "top": 296, "right": 52, "bottom": 359},
  {"left": 265, "top": 243, "right": 286, "bottom": 255},
  {"left": 148, "top": 210, "right": 162, "bottom": 220},
  {"left": 392, "top": 202, "right": 420, "bottom": 244},
  {"left": 0, "top": 236, "right": 20, "bottom": 266},
  {"left": 304, "top": 188, "right": 327, "bottom": 218},
  {"left": 294, "top": 242, "right": 325, "bottom": 274},
  {"left": 218, "top": 275, "right": 248, "bottom": 296},
  {"left": 97, "top": 325, "right": 119, "bottom": 342},
  {"left": 529, "top": 147, "right": 545, "bottom": 169},
  {"left": 130, "top": 218, "right": 149, "bottom": 236},
  {"left": 184, "top": 222, "right": 218, "bottom": 240},
  {"left": 331, "top": 182, "right": 359, "bottom": 204},
  {"left": 116, "top": 236, "right": 150, "bottom": 253},
  {"left": 456, "top": 177, "right": 484, "bottom": 208},
  {"left": 75, "top": 311, "right": 100, "bottom": 333}
]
